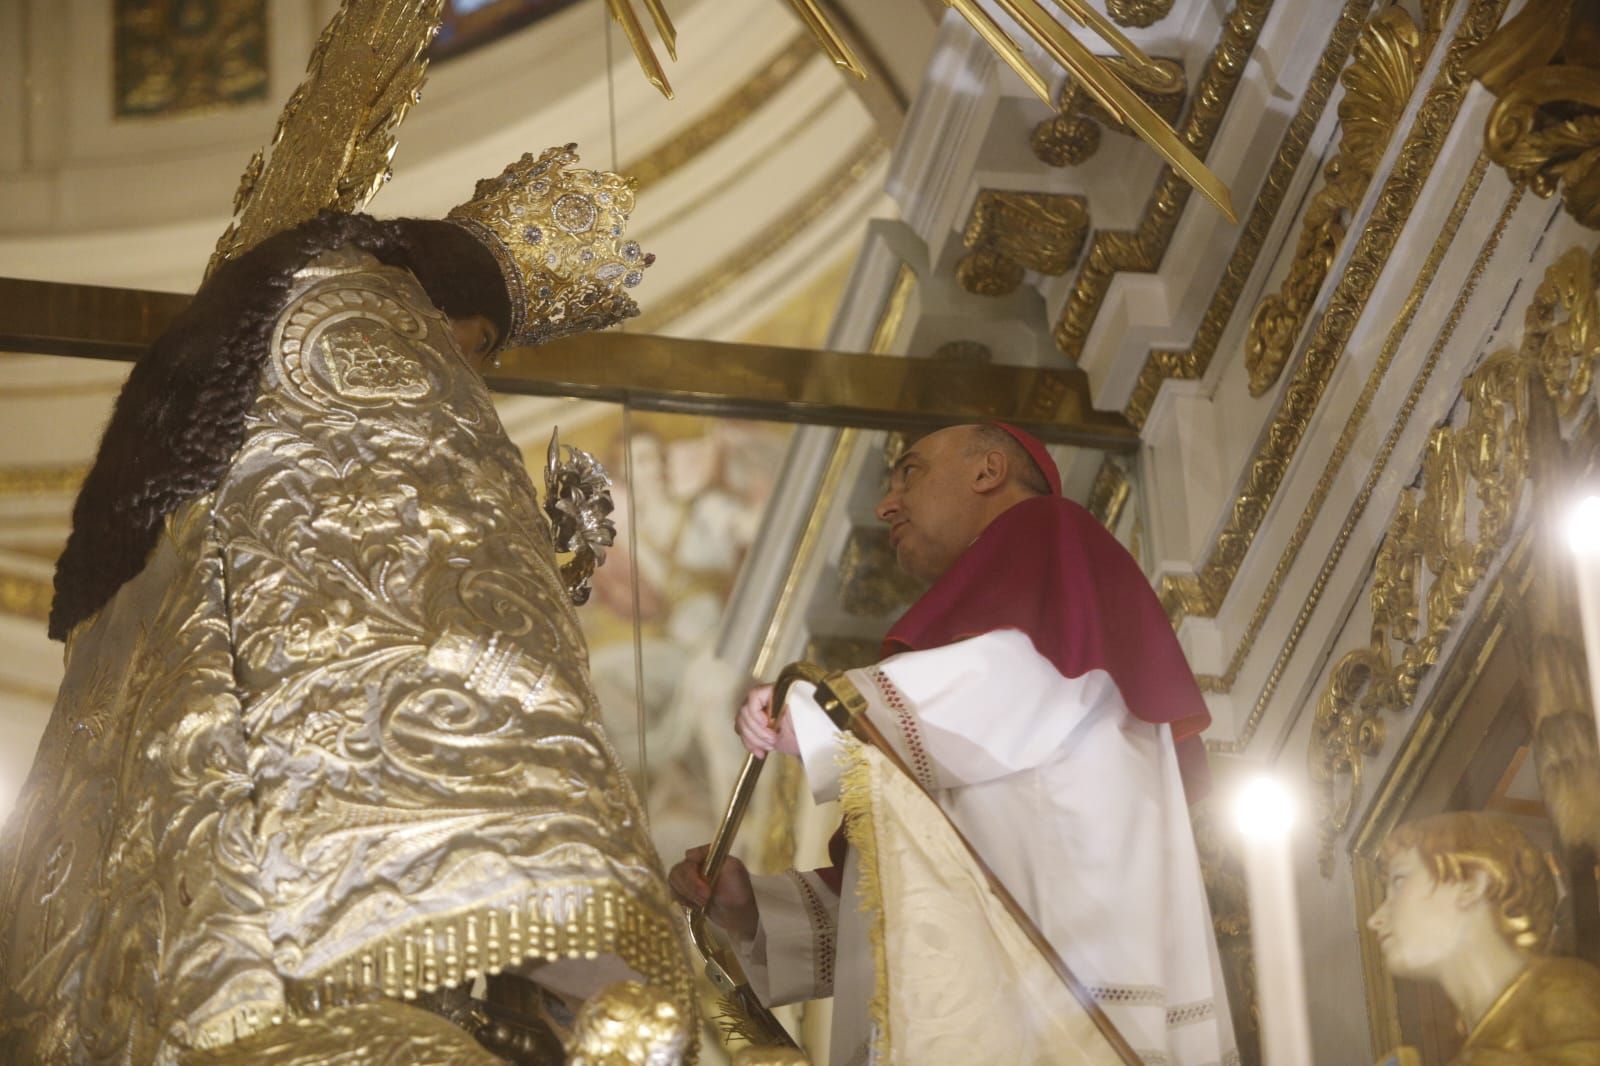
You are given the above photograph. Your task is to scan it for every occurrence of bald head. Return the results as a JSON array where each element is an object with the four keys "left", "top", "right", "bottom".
[{"left": 875, "top": 424, "right": 1050, "bottom": 582}]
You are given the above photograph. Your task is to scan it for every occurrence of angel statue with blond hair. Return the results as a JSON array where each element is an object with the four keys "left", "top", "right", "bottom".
[
  {"left": 1369, "top": 811, "right": 1600, "bottom": 1065},
  {"left": 0, "top": 3, "right": 692, "bottom": 1063}
]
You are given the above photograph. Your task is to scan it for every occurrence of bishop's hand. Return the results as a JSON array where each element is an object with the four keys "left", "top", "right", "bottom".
[
  {"left": 668, "top": 845, "right": 758, "bottom": 942},
  {"left": 735, "top": 683, "right": 799, "bottom": 758}
]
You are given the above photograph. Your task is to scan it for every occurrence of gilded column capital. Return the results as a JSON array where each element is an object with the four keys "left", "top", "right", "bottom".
[{"left": 956, "top": 191, "right": 1089, "bottom": 297}]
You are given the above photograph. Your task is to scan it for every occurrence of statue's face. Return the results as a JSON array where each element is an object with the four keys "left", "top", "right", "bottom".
[{"left": 1367, "top": 846, "right": 1473, "bottom": 980}]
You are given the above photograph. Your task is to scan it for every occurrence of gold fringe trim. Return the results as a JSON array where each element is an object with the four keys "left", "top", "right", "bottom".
[
  {"left": 838, "top": 738, "right": 892, "bottom": 1063},
  {"left": 289, "top": 883, "right": 693, "bottom": 1032}
]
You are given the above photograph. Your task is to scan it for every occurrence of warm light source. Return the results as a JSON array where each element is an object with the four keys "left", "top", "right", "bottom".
[
  {"left": 1234, "top": 772, "right": 1313, "bottom": 1065},
  {"left": 1565, "top": 495, "right": 1600, "bottom": 555},
  {"left": 1233, "top": 775, "right": 1296, "bottom": 840},
  {"left": 1563, "top": 495, "right": 1600, "bottom": 752}
]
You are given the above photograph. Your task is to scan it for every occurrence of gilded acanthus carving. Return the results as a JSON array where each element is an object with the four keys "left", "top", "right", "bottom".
[
  {"left": 1465, "top": 0, "right": 1600, "bottom": 229},
  {"left": 1310, "top": 244, "right": 1600, "bottom": 875},
  {"left": 1107, "top": 0, "right": 1176, "bottom": 29},
  {"left": 956, "top": 191, "right": 1089, "bottom": 297},
  {"left": 1157, "top": 0, "right": 1507, "bottom": 626},
  {"left": 1031, "top": 57, "right": 1186, "bottom": 168},
  {"left": 1245, "top": 6, "right": 1424, "bottom": 396}
]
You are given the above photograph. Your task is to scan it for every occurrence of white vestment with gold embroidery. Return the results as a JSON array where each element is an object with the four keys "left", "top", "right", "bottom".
[{"left": 734, "top": 629, "right": 1238, "bottom": 1066}]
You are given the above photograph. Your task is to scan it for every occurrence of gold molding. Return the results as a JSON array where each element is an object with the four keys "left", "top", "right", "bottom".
[
  {"left": 867, "top": 264, "right": 917, "bottom": 355},
  {"left": 0, "top": 464, "right": 87, "bottom": 496},
  {"left": 1196, "top": 152, "right": 1493, "bottom": 690},
  {"left": 626, "top": 34, "right": 816, "bottom": 194},
  {"left": 632, "top": 135, "right": 887, "bottom": 332},
  {"left": 1309, "top": 242, "right": 1600, "bottom": 873},
  {"left": 1123, "top": 0, "right": 1376, "bottom": 428},
  {"left": 1157, "top": 0, "right": 1509, "bottom": 625},
  {"left": 1206, "top": 174, "right": 1519, "bottom": 746},
  {"left": 633, "top": 84, "right": 851, "bottom": 239},
  {"left": 1051, "top": 0, "right": 1276, "bottom": 362},
  {"left": 1244, "top": 6, "right": 1425, "bottom": 397},
  {"left": 1086, "top": 456, "right": 1132, "bottom": 530}
]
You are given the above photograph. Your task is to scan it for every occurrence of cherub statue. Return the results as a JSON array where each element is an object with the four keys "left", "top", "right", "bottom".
[{"left": 1368, "top": 811, "right": 1600, "bottom": 1064}]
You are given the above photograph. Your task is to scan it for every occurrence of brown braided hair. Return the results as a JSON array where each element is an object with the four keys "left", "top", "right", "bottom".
[{"left": 49, "top": 211, "right": 510, "bottom": 640}]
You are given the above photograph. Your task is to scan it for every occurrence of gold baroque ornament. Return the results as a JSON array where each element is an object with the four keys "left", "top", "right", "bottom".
[
  {"left": 1309, "top": 243, "right": 1600, "bottom": 876},
  {"left": 1107, "top": 0, "right": 1177, "bottom": 29},
  {"left": 1465, "top": 0, "right": 1600, "bottom": 229},
  {"left": 1031, "top": 56, "right": 1186, "bottom": 168},
  {"left": 1123, "top": 0, "right": 1375, "bottom": 428},
  {"left": 1158, "top": 0, "right": 1507, "bottom": 625},
  {"left": 208, "top": 0, "right": 445, "bottom": 275},
  {"left": 1054, "top": 0, "right": 1275, "bottom": 361},
  {"left": 1245, "top": 6, "right": 1424, "bottom": 397},
  {"left": 955, "top": 191, "right": 1089, "bottom": 297}
]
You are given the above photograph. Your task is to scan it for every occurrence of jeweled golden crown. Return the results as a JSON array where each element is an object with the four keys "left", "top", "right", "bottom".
[{"left": 447, "top": 144, "right": 652, "bottom": 347}]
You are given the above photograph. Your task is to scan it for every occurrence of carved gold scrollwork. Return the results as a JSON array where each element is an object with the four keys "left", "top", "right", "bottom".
[
  {"left": 1052, "top": 0, "right": 1275, "bottom": 361},
  {"left": 1246, "top": 6, "right": 1424, "bottom": 396},
  {"left": 1107, "top": 0, "right": 1176, "bottom": 29},
  {"left": 955, "top": 191, "right": 1089, "bottom": 297},
  {"left": 1311, "top": 245, "right": 1600, "bottom": 875},
  {"left": 1031, "top": 57, "right": 1186, "bottom": 168},
  {"left": 1465, "top": 0, "right": 1600, "bottom": 229}
]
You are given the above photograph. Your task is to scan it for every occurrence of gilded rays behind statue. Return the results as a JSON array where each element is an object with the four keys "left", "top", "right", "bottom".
[
  {"left": 604, "top": 0, "right": 1237, "bottom": 222},
  {"left": 0, "top": 0, "right": 695, "bottom": 1062}
]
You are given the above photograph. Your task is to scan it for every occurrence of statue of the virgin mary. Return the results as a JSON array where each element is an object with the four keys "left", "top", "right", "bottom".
[{"left": 0, "top": 5, "right": 691, "bottom": 1061}]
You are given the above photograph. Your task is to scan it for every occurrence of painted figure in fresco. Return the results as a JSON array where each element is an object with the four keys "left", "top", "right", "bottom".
[
  {"left": 0, "top": 146, "right": 692, "bottom": 1064},
  {"left": 1370, "top": 811, "right": 1600, "bottom": 1064},
  {"left": 670, "top": 423, "right": 1237, "bottom": 1065}
]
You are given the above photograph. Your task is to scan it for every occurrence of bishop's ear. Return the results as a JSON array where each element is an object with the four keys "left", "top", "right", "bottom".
[{"left": 972, "top": 447, "right": 1009, "bottom": 493}]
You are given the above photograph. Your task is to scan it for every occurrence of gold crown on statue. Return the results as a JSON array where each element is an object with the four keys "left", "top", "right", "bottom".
[{"left": 447, "top": 144, "right": 653, "bottom": 347}]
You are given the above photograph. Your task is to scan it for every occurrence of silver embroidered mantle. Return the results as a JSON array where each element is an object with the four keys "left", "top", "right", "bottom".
[{"left": 0, "top": 250, "right": 690, "bottom": 1063}]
